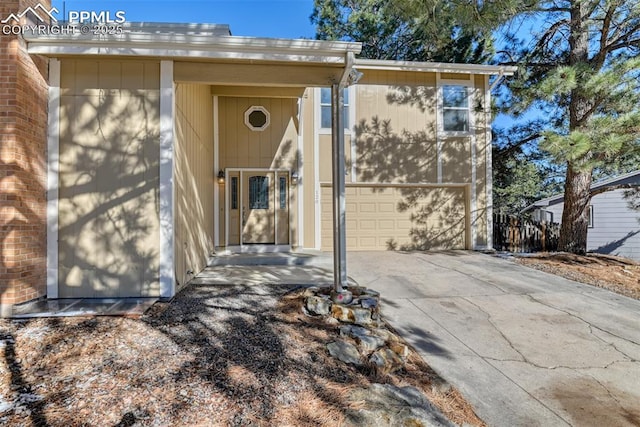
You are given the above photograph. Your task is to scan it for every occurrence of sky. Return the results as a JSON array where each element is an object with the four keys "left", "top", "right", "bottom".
[{"left": 51, "top": 0, "right": 318, "bottom": 39}]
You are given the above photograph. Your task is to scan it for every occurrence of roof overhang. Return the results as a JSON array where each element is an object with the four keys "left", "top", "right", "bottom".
[
  {"left": 355, "top": 58, "right": 517, "bottom": 76},
  {"left": 25, "top": 22, "right": 362, "bottom": 65},
  {"left": 24, "top": 22, "right": 516, "bottom": 86}
]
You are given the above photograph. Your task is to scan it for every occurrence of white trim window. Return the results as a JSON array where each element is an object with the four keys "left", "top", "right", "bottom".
[
  {"left": 319, "top": 87, "right": 351, "bottom": 132},
  {"left": 441, "top": 84, "right": 472, "bottom": 133}
]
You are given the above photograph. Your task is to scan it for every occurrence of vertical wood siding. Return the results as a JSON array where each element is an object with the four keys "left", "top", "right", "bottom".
[{"left": 58, "top": 59, "right": 160, "bottom": 297}]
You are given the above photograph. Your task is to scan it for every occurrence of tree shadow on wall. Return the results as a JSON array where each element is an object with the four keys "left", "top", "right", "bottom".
[
  {"left": 56, "top": 88, "right": 161, "bottom": 298},
  {"left": 354, "top": 85, "right": 471, "bottom": 250}
]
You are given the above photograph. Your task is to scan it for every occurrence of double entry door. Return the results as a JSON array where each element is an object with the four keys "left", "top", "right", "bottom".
[{"left": 227, "top": 169, "right": 290, "bottom": 246}]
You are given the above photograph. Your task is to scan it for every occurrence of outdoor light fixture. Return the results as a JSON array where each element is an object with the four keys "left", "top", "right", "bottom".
[
  {"left": 217, "top": 170, "right": 225, "bottom": 184},
  {"left": 291, "top": 171, "right": 299, "bottom": 184}
]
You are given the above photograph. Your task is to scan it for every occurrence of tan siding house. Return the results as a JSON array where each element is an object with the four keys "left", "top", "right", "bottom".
[{"left": 5, "top": 22, "right": 516, "bottom": 306}]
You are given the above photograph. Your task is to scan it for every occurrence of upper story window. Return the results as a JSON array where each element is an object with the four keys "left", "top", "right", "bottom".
[
  {"left": 320, "top": 88, "right": 350, "bottom": 130},
  {"left": 442, "top": 85, "right": 471, "bottom": 133}
]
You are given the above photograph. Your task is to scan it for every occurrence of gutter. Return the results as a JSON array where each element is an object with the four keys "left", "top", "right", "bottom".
[{"left": 355, "top": 58, "right": 517, "bottom": 76}]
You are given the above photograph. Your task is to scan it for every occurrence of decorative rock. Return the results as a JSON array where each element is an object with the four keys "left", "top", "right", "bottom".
[
  {"left": 356, "top": 335, "right": 386, "bottom": 353},
  {"left": 360, "top": 298, "right": 378, "bottom": 310},
  {"left": 352, "top": 307, "right": 373, "bottom": 325},
  {"left": 332, "top": 304, "right": 355, "bottom": 323},
  {"left": 430, "top": 377, "right": 453, "bottom": 395},
  {"left": 327, "top": 340, "right": 363, "bottom": 366},
  {"left": 372, "top": 328, "right": 400, "bottom": 343},
  {"left": 306, "top": 295, "right": 332, "bottom": 316},
  {"left": 324, "top": 316, "right": 340, "bottom": 326},
  {"left": 370, "top": 348, "right": 404, "bottom": 373},
  {"left": 389, "top": 342, "right": 410, "bottom": 358},
  {"left": 302, "top": 286, "right": 320, "bottom": 298},
  {"left": 345, "top": 383, "right": 454, "bottom": 427},
  {"left": 339, "top": 325, "right": 370, "bottom": 339}
]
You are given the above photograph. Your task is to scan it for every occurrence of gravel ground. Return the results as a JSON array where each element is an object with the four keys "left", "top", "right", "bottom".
[{"left": 0, "top": 283, "right": 482, "bottom": 426}]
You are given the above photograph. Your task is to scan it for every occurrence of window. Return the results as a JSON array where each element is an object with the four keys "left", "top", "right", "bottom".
[
  {"left": 248, "top": 176, "right": 269, "bottom": 209},
  {"left": 442, "top": 85, "right": 470, "bottom": 132},
  {"left": 279, "top": 177, "right": 287, "bottom": 209},
  {"left": 231, "top": 177, "right": 238, "bottom": 210},
  {"left": 320, "top": 88, "right": 350, "bottom": 129},
  {"left": 588, "top": 205, "right": 594, "bottom": 228},
  {"left": 244, "top": 106, "right": 270, "bottom": 131}
]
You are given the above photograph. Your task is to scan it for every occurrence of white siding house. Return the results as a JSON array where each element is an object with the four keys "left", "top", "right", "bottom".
[{"left": 525, "top": 171, "right": 640, "bottom": 260}]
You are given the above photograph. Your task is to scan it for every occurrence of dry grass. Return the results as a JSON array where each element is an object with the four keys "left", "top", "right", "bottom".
[
  {"left": 516, "top": 252, "right": 640, "bottom": 300},
  {"left": 0, "top": 284, "right": 484, "bottom": 426}
]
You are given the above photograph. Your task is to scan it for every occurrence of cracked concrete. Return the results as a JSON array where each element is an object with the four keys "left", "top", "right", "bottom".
[{"left": 342, "top": 251, "right": 640, "bottom": 427}]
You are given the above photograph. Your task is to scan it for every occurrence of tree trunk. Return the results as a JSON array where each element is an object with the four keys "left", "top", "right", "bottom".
[
  {"left": 558, "top": 165, "right": 592, "bottom": 254},
  {"left": 558, "top": 0, "right": 592, "bottom": 254}
]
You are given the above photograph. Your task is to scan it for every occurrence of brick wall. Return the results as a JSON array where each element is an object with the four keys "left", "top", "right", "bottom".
[{"left": 0, "top": 0, "right": 50, "bottom": 316}]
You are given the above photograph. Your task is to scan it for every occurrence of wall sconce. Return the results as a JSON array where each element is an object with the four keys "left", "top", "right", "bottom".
[
  {"left": 291, "top": 171, "right": 299, "bottom": 185},
  {"left": 217, "top": 170, "right": 225, "bottom": 184}
]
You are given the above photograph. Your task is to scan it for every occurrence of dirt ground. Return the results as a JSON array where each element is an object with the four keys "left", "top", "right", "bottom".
[
  {"left": 0, "top": 284, "right": 483, "bottom": 426},
  {"left": 515, "top": 252, "right": 640, "bottom": 300}
]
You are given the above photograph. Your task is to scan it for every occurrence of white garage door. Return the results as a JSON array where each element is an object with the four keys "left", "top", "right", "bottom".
[{"left": 321, "top": 185, "right": 468, "bottom": 251}]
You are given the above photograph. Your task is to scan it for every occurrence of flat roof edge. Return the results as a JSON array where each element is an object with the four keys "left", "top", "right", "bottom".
[
  {"left": 354, "top": 58, "right": 517, "bottom": 75},
  {"left": 24, "top": 27, "right": 362, "bottom": 58}
]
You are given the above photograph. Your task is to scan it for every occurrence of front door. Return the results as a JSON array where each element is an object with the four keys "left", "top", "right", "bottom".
[{"left": 242, "top": 173, "right": 276, "bottom": 244}]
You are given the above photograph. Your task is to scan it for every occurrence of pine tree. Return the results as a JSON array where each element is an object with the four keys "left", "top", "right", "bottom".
[
  {"left": 310, "top": 0, "right": 494, "bottom": 63},
  {"left": 502, "top": 0, "right": 640, "bottom": 253}
]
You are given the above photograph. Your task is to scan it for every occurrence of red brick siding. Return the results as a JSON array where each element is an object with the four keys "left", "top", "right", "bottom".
[{"left": 0, "top": 0, "right": 50, "bottom": 310}]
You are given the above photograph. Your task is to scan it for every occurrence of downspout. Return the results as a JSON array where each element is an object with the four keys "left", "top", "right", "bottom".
[{"left": 331, "top": 51, "right": 356, "bottom": 299}]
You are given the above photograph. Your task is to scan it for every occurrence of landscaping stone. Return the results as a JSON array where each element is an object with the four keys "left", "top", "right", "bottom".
[
  {"left": 302, "top": 286, "right": 320, "bottom": 298},
  {"left": 306, "top": 285, "right": 411, "bottom": 372},
  {"left": 339, "top": 325, "right": 370, "bottom": 339},
  {"left": 355, "top": 335, "right": 386, "bottom": 353},
  {"left": 327, "top": 340, "right": 362, "bottom": 366},
  {"left": 346, "top": 286, "right": 367, "bottom": 296},
  {"left": 360, "top": 298, "right": 378, "bottom": 310},
  {"left": 389, "top": 342, "right": 410, "bottom": 358},
  {"left": 331, "top": 304, "right": 355, "bottom": 323},
  {"left": 370, "top": 348, "right": 404, "bottom": 373},
  {"left": 352, "top": 307, "right": 373, "bottom": 325},
  {"left": 345, "top": 383, "right": 454, "bottom": 427},
  {"left": 305, "top": 295, "right": 332, "bottom": 316}
]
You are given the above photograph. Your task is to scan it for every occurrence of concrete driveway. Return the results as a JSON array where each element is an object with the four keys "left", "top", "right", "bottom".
[{"left": 345, "top": 251, "right": 640, "bottom": 427}]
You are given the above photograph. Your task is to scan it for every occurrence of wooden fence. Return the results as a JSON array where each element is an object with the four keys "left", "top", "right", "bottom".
[{"left": 493, "top": 214, "right": 560, "bottom": 253}]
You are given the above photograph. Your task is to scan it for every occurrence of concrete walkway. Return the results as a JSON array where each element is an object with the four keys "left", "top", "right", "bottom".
[{"left": 343, "top": 251, "right": 640, "bottom": 427}]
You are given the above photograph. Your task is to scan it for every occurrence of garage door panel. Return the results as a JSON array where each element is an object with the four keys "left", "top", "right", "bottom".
[{"left": 321, "top": 185, "right": 467, "bottom": 251}]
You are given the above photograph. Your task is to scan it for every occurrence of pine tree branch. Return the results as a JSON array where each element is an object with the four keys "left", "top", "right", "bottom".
[
  {"left": 532, "top": 19, "right": 570, "bottom": 54},
  {"left": 576, "top": 94, "right": 605, "bottom": 126},
  {"left": 608, "top": 37, "right": 640, "bottom": 52},
  {"left": 496, "top": 133, "right": 542, "bottom": 156},
  {"left": 590, "top": 183, "right": 639, "bottom": 197},
  {"left": 539, "top": 7, "right": 571, "bottom": 13},
  {"left": 592, "top": 4, "right": 616, "bottom": 70},
  {"left": 606, "top": 22, "right": 640, "bottom": 52}
]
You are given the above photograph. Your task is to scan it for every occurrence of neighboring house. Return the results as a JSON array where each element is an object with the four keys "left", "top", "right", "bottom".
[
  {"left": 0, "top": 8, "right": 515, "bottom": 314},
  {"left": 524, "top": 170, "right": 640, "bottom": 260}
]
